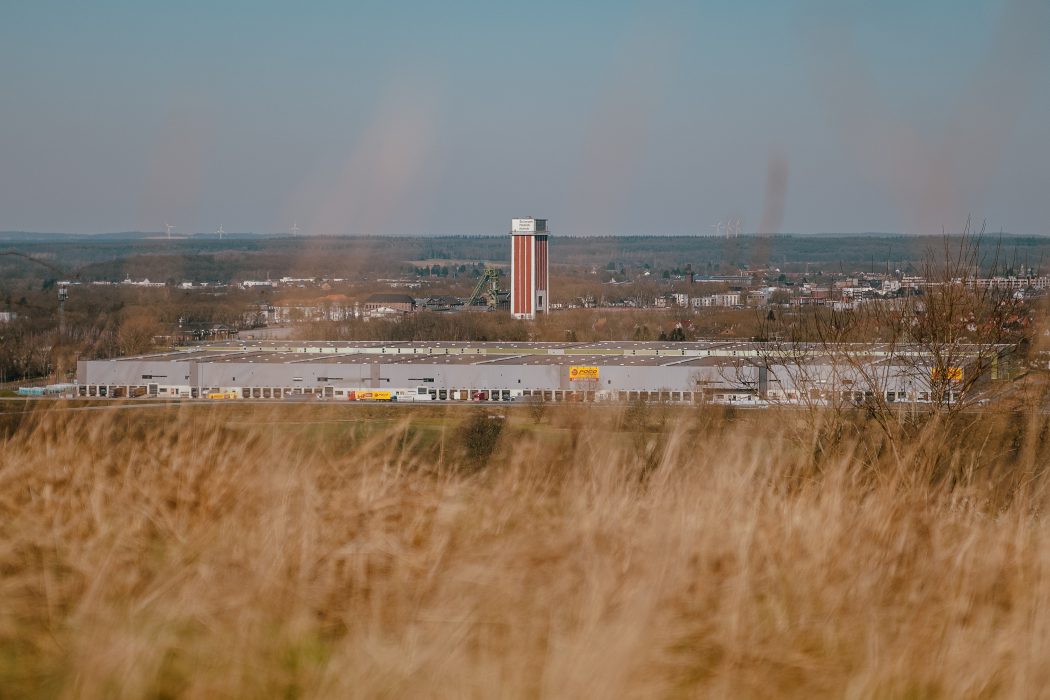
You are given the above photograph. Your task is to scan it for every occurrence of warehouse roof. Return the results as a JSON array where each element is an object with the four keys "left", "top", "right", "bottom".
[{"left": 107, "top": 339, "right": 1013, "bottom": 367}]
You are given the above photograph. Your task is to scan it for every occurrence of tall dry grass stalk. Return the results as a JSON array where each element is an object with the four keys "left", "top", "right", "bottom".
[{"left": 2, "top": 402, "right": 1050, "bottom": 698}]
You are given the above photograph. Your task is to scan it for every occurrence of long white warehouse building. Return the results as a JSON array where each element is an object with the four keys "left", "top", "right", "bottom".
[{"left": 76, "top": 339, "right": 1012, "bottom": 405}]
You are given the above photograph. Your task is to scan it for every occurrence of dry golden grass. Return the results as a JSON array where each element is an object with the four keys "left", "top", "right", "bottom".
[{"left": 3, "top": 401, "right": 1050, "bottom": 698}]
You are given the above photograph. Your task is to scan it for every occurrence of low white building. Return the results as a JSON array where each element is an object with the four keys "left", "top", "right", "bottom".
[
  {"left": 973, "top": 276, "right": 1050, "bottom": 290},
  {"left": 690, "top": 293, "right": 741, "bottom": 308},
  {"left": 121, "top": 276, "right": 165, "bottom": 288},
  {"left": 365, "top": 306, "right": 405, "bottom": 320},
  {"left": 273, "top": 304, "right": 357, "bottom": 323},
  {"left": 714, "top": 293, "right": 741, "bottom": 306}
]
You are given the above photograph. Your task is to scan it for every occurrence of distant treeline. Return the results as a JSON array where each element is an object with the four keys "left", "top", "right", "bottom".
[{"left": 3, "top": 234, "right": 1049, "bottom": 283}]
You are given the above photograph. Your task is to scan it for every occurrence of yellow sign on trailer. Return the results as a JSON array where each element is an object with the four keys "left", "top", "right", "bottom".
[{"left": 351, "top": 390, "right": 392, "bottom": 401}]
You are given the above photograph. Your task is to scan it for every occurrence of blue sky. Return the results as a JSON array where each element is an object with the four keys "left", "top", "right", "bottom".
[{"left": 1, "top": 0, "right": 1047, "bottom": 235}]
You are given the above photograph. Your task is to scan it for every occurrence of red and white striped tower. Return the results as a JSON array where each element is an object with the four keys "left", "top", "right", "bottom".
[{"left": 510, "top": 217, "right": 549, "bottom": 320}]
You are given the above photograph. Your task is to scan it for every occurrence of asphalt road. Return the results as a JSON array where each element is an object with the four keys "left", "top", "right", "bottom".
[{"left": 0, "top": 397, "right": 547, "bottom": 415}]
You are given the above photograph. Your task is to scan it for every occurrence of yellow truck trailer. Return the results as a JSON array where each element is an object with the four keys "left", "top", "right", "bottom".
[{"left": 349, "top": 390, "right": 392, "bottom": 401}]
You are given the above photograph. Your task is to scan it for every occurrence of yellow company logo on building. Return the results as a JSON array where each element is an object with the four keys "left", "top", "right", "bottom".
[
  {"left": 931, "top": 367, "right": 963, "bottom": 382},
  {"left": 569, "top": 366, "right": 600, "bottom": 381}
]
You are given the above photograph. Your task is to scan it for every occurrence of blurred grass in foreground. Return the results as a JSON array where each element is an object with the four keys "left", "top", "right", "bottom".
[{"left": 2, "top": 401, "right": 1050, "bottom": 698}]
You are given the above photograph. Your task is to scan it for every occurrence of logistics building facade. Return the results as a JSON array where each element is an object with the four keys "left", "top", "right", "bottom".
[{"left": 77, "top": 340, "right": 1010, "bottom": 406}]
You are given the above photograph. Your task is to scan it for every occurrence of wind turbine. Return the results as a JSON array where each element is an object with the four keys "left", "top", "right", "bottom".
[
  {"left": 165, "top": 223, "right": 175, "bottom": 239},
  {"left": 216, "top": 225, "right": 225, "bottom": 240},
  {"left": 711, "top": 221, "right": 724, "bottom": 237},
  {"left": 290, "top": 220, "right": 301, "bottom": 235}
]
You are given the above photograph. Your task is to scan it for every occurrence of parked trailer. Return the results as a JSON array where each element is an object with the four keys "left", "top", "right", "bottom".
[
  {"left": 348, "top": 390, "right": 393, "bottom": 402},
  {"left": 393, "top": 387, "right": 433, "bottom": 402},
  {"left": 16, "top": 383, "right": 77, "bottom": 397},
  {"left": 207, "top": 391, "right": 239, "bottom": 400},
  {"left": 344, "top": 387, "right": 438, "bottom": 402}
]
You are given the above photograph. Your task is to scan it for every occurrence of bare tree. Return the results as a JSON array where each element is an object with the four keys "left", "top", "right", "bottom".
[{"left": 747, "top": 219, "right": 1025, "bottom": 438}]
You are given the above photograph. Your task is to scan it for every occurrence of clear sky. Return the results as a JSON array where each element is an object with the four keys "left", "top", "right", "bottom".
[{"left": 2, "top": 0, "right": 1048, "bottom": 236}]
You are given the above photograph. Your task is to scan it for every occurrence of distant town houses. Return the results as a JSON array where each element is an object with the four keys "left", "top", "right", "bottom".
[
  {"left": 121, "top": 276, "right": 165, "bottom": 288},
  {"left": 420, "top": 296, "right": 464, "bottom": 312},
  {"left": 841, "top": 287, "right": 878, "bottom": 299},
  {"left": 87, "top": 263, "right": 1047, "bottom": 331},
  {"left": 178, "top": 281, "right": 227, "bottom": 290},
  {"left": 155, "top": 323, "right": 238, "bottom": 345},
  {"left": 236, "top": 277, "right": 359, "bottom": 289},
  {"left": 0, "top": 311, "right": 18, "bottom": 323},
  {"left": 244, "top": 303, "right": 278, "bottom": 328},
  {"left": 239, "top": 294, "right": 434, "bottom": 328},
  {"left": 378, "top": 278, "right": 423, "bottom": 289},
  {"left": 247, "top": 296, "right": 360, "bottom": 326},
  {"left": 691, "top": 274, "right": 754, "bottom": 285},
  {"left": 276, "top": 305, "right": 355, "bottom": 324}
]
